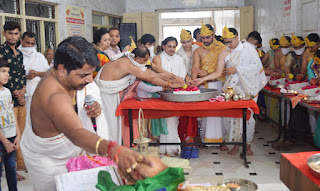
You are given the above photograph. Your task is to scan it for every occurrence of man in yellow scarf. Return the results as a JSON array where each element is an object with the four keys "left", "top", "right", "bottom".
[{"left": 191, "top": 23, "right": 228, "bottom": 151}]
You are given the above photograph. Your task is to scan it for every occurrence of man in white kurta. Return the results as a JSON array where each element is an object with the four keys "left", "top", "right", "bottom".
[
  {"left": 153, "top": 37, "right": 186, "bottom": 156},
  {"left": 221, "top": 27, "right": 267, "bottom": 155},
  {"left": 18, "top": 32, "right": 50, "bottom": 116}
]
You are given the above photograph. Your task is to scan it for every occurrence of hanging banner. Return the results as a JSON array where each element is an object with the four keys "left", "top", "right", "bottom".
[
  {"left": 66, "top": 5, "right": 85, "bottom": 37},
  {"left": 284, "top": 0, "right": 291, "bottom": 17}
]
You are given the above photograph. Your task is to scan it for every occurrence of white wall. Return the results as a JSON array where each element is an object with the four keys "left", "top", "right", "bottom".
[
  {"left": 42, "top": 0, "right": 126, "bottom": 42},
  {"left": 125, "top": 0, "right": 245, "bottom": 12},
  {"left": 245, "top": 0, "right": 320, "bottom": 49}
]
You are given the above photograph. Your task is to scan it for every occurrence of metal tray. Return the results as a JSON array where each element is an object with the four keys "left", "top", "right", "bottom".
[
  {"left": 217, "top": 179, "right": 258, "bottom": 191},
  {"left": 302, "top": 96, "right": 320, "bottom": 104},
  {"left": 307, "top": 153, "right": 320, "bottom": 179},
  {"left": 159, "top": 88, "right": 218, "bottom": 102}
]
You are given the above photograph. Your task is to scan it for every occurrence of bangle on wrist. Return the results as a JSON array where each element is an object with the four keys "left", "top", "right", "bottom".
[{"left": 95, "top": 137, "right": 104, "bottom": 156}]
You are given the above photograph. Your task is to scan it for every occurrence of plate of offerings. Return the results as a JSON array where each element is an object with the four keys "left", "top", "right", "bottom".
[
  {"left": 307, "top": 153, "right": 320, "bottom": 179},
  {"left": 302, "top": 96, "right": 320, "bottom": 104},
  {"left": 281, "top": 89, "right": 299, "bottom": 96},
  {"left": 159, "top": 87, "right": 218, "bottom": 102},
  {"left": 217, "top": 179, "right": 258, "bottom": 191}
]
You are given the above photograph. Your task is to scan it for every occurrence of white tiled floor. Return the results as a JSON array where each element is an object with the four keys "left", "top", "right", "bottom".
[{"left": 1, "top": 119, "right": 318, "bottom": 190}]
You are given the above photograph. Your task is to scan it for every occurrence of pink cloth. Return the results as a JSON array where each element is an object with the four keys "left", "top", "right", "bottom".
[
  {"left": 209, "top": 96, "right": 225, "bottom": 102},
  {"left": 66, "top": 155, "right": 117, "bottom": 172}
]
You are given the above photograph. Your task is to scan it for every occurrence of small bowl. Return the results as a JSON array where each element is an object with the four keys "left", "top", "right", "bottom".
[
  {"left": 225, "top": 180, "right": 241, "bottom": 191},
  {"left": 217, "top": 179, "right": 258, "bottom": 191},
  {"left": 307, "top": 153, "right": 320, "bottom": 179}
]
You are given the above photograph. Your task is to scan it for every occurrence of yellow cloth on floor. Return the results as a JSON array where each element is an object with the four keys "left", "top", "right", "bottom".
[{"left": 161, "top": 156, "right": 192, "bottom": 170}]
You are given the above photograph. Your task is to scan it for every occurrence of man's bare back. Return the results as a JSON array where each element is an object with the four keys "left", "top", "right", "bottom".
[{"left": 99, "top": 56, "right": 183, "bottom": 88}]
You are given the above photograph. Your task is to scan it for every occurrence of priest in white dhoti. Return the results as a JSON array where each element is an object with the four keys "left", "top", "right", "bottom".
[
  {"left": 191, "top": 23, "right": 227, "bottom": 150},
  {"left": 95, "top": 46, "right": 183, "bottom": 146},
  {"left": 221, "top": 27, "right": 267, "bottom": 155},
  {"left": 18, "top": 32, "right": 50, "bottom": 115},
  {"left": 153, "top": 37, "right": 186, "bottom": 156}
]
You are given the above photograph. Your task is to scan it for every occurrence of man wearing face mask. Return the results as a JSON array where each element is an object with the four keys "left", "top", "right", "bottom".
[
  {"left": 300, "top": 33, "right": 320, "bottom": 79},
  {"left": 274, "top": 35, "right": 292, "bottom": 75},
  {"left": 141, "top": 34, "right": 156, "bottom": 60},
  {"left": 176, "top": 29, "right": 199, "bottom": 143},
  {"left": 246, "top": 31, "right": 262, "bottom": 49},
  {"left": 18, "top": 32, "right": 49, "bottom": 114},
  {"left": 284, "top": 34, "right": 305, "bottom": 80}
]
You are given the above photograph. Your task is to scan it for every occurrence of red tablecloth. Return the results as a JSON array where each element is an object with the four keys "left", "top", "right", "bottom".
[
  {"left": 116, "top": 98, "right": 259, "bottom": 120},
  {"left": 264, "top": 85, "right": 320, "bottom": 109},
  {"left": 281, "top": 152, "right": 320, "bottom": 190}
]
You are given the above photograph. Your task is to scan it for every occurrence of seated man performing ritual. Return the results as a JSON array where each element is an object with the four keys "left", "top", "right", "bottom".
[
  {"left": 95, "top": 45, "right": 183, "bottom": 145},
  {"left": 21, "top": 36, "right": 152, "bottom": 190},
  {"left": 192, "top": 23, "right": 227, "bottom": 151},
  {"left": 193, "top": 27, "right": 267, "bottom": 155}
]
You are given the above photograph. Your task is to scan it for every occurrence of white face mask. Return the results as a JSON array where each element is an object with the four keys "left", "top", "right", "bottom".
[
  {"left": 281, "top": 47, "right": 291, "bottom": 55},
  {"left": 293, "top": 46, "right": 305, "bottom": 55},
  {"left": 148, "top": 46, "right": 155, "bottom": 59}
]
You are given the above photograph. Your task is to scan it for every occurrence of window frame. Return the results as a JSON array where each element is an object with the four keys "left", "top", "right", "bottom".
[{"left": 0, "top": 0, "right": 59, "bottom": 53}]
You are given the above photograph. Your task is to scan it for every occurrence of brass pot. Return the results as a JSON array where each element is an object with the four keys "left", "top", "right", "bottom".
[{"left": 226, "top": 87, "right": 235, "bottom": 97}]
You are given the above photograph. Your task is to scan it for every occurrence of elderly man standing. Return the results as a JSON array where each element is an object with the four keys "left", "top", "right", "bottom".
[
  {"left": 0, "top": 21, "right": 27, "bottom": 180},
  {"left": 44, "top": 48, "right": 54, "bottom": 67},
  {"left": 153, "top": 37, "right": 186, "bottom": 156},
  {"left": 192, "top": 23, "right": 227, "bottom": 150},
  {"left": 18, "top": 32, "right": 50, "bottom": 116}
]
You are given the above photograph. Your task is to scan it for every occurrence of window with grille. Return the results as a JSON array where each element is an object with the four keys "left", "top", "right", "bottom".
[
  {"left": 25, "top": 1, "right": 55, "bottom": 19},
  {"left": 0, "top": 0, "right": 18, "bottom": 14},
  {"left": 44, "top": 22, "right": 56, "bottom": 50}
]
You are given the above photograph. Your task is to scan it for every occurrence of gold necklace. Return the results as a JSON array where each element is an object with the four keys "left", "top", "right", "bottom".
[{"left": 51, "top": 68, "right": 76, "bottom": 106}]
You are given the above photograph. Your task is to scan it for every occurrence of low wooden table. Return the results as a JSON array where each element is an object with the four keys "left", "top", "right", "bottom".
[{"left": 280, "top": 151, "right": 320, "bottom": 191}]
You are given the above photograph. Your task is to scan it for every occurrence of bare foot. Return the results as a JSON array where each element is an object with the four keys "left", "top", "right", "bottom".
[
  {"left": 227, "top": 145, "right": 239, "bottom": 155},
  {"left": 246, "top": 144, "right": 254, "bottom": 156},
  {"left": 17, "top": 166, "right": 26, "bottom": 171},
  {"left": 16, "top": 172, "right": 26, "bottom": 181},
  {"left": 220, "top": 145, "right": 229, "bottom": 151}
]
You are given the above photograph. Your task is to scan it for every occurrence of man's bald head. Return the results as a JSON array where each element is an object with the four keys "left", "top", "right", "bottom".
[
  {"left": 132, "top": 45, "right": 150, "bottom": 58},
  {"left": 45, "top": 48, "right": 54, "bottom": 65}
]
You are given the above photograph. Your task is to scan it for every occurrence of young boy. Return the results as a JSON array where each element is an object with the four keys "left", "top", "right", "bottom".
[{"left": 0, "top": 59, "right": 21, "bottom": 190}]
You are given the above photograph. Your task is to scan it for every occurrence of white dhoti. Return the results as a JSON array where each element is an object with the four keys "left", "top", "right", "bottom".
[
  {"left": 21, "top": 82, "right": 110, "bottom": 190},
  {"left": 222, "top": 42, "right": 267, "bottom": 144},
  {"left": 160, "top": 117, "right": 181, "bottom": 155},
  {"left": 223, "top": 97, "right": 257, "bottom": 143},
  {"left": 21, "top": 122, "right": 81, "bottom": 191},
  {"left": 200, "top": 81, "right": 225, "bottom": 143}
]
